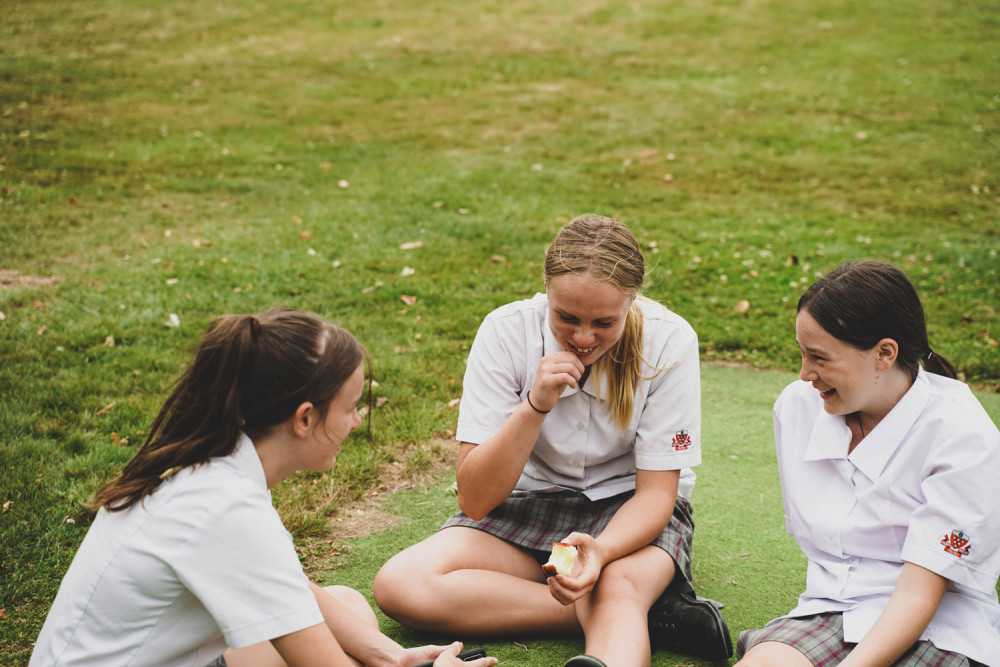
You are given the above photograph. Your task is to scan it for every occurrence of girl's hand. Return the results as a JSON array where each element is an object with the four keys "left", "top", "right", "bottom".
[
  {"left": 396, "top": 642, "right": 498, "bottom": 667},
  {"left": 529, "top": 351, "right": 585, "bottom": 412},
  {"left": 432, "top": 642, "right": 498, "bottom": 667},
  {"left": 546, "top": 532, "right": 606, "bottom": 605}
]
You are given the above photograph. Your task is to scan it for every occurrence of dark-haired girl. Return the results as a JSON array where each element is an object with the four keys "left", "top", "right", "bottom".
[
  {"left": 736, "top": 261, "right": 1000, "bottom": 667},
  {"left": 31, "top": 309, "right": 496, "bottom": 667}
]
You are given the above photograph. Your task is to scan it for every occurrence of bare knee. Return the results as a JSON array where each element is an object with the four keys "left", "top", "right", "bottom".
[
  {"left": 373, "top": 543, "right": 440, "bottom": 626},
  {"left": 736, "top": 641, "right": 811, "bottom": 667}
]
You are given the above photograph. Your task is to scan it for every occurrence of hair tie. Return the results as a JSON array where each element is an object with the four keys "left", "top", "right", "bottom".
[
  {"left": 924, "top": 349, "right": 934, "bottom": 361},
  {"left": 526, "top": 390, "right": 550, "bottom": 414}
]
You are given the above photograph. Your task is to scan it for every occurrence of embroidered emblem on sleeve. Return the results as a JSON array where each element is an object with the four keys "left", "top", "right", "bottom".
[
  {"left": 941, "top": 529, "right": 971, "bottom": 558},
  {"left": 671, "top": 429, "right": 691, "bottom": 451}
]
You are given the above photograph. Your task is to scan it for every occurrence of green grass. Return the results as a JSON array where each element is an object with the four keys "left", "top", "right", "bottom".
[{"left": 1, "top": 0, "right": 998, "bottom": 663}]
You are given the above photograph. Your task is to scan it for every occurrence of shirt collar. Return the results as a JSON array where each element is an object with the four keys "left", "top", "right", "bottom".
[
  {"left": 541, "top": 307, "right": 602, "bottom": 398},
  {"left": 802, "top": 369, "right": 932, "bottom": 481},
  {"left": 848, "top": 367, "right": 931, "bottom": 481},
  {"left": 232, "top": 432, "right": 269, "bottom": 492}
]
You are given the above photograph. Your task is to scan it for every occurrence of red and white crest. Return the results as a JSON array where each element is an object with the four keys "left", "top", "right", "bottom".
[
  {"left": 941, "top": 529, "right": 971, "bottom": 558},
  {"left": 671, "top": 429, "right": 691, "bottom": 450}
]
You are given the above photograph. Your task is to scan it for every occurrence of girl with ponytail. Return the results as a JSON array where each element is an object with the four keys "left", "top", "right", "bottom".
[
  {"left": 375, "top": 215, "right": 732, "bottom": 666},
  {"left": 736, "top": 261, "right": 1000, "bottom": 666},
  {"left": 32, "top": 309, "right": 496, "bottom": 667}
]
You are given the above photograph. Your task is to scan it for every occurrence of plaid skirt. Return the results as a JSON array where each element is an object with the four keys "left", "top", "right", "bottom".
[
  {"left": 440, "top": 488, "right": 694, "bottom": 581},
  {"left": 736, "top": 613, "right": 983, "bottom": 667}
]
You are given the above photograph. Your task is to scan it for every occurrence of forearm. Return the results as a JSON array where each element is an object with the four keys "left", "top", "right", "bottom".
[
  {"left": 840, "top": 563, "right": 947, "bottom": 667},
  {"left": 456, "top": 400, "right": 545, "bottom": 519},
  {"left": 309, "top": 583, "right": 404, "bottom": 667},
  {"left": 593, "top": 470, "right": 678, "bottom": 565}
]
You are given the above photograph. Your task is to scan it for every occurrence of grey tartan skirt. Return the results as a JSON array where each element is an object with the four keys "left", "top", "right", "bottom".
[{"left": 440, "top": 488, "right": 694, "bottom": 581}]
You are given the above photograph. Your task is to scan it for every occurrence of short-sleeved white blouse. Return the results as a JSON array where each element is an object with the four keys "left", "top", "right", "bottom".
[{"left": 456, "top": 293, "right": 702, "bottom": 501}]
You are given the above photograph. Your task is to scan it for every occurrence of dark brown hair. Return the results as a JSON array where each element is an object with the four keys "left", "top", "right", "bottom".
[
  {"left": 798, "top": 260, "right": 956, "bottom": 380},
  {"left": 94, "top": 308, "right": 370, "bottom": 511}
]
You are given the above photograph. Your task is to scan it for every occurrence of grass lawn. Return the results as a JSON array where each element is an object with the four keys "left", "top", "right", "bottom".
[{"left": 1, "top": 0, "right": 998, "bottom": 663}]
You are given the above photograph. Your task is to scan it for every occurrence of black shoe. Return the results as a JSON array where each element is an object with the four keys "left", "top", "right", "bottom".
[
  {"left": 564, "top": 657, "right": 608, "bottom": 667},
  {"left": 648, "top": 578, "right": 733, "bottom": 661}
]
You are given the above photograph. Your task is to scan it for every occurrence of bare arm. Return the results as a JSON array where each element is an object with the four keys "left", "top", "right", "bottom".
[
  {"left": 457, "top": 350, "right": 584, "bottom": 520},
  {"left": 839, "top": 562, "right": 948, "bottom": 667}
]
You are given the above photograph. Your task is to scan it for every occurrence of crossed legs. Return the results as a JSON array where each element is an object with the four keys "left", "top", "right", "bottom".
[{"left": 373, "top": 527, "right": 676, "bottom": 667}]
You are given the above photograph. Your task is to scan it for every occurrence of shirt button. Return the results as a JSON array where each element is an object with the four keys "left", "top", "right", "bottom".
[{"left": 576, "top": 423, "right": 585, "bottom": 431}]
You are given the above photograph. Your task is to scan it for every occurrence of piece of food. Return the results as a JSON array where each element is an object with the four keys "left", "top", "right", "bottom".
[{"left": 542, "top": 542, "right": 578, "bottom": 577}]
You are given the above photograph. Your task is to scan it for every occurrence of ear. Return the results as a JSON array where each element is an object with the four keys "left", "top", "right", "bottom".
[
  {"left": 291, "top": 402, "right": 315, "bottom": 438},
  {"left": 874, "top": 338, "right": 899, "bottom": 371}
]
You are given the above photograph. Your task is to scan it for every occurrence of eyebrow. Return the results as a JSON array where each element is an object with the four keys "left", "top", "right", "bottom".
[{"left": 555, "top": 309, "right": 617, "bottom": 322}]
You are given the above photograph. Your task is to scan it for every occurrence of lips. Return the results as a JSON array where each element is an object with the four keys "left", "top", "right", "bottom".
[
  {"left": 818, "top": 387, "right": 836, "bottom": 400},
  {"left": 569, "top": 343, "right": 596, "bottom": 356}
]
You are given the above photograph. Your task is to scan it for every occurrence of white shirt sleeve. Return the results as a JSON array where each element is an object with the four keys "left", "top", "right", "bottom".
[
  {"left": 168, "top": 486, "right": 323, "bottom": 649},
  {"left": 901, "top": 417, "right": 1000, "bottom": 594},
  {"left": 633, "top": 322, "right": 702, "bottom": 471},
  {"left": 456, "top": 315, "right": 525, "bottom": 445}
]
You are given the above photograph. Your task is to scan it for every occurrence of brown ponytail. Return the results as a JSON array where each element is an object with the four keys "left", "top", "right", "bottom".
[{"left": 93, "top": 308, "right": 369, "bottom": 511}]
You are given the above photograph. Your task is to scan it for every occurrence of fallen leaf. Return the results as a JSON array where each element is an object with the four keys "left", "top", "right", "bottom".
[
  {"left": 37, "top": 325, "right": 46, "bottom": 336},
  {"left": 292, "top": 216, "right": 302, "bottom": 224},
  {"left": 734, "top": 300, "right": 750, "bottom": 314},
  {"left": 96, "top": 402, "right": 116, "bottom": 417},
  {"left": 299, "top": 231, "right": 312, "bottom": 240},
  {"left": 165, "top": 313, "right": 180, "bottom": 328},
  {"left": 110, "top": 432, "right": 121, "bottom": 444},
  {"left": 490, "top": 254, "right": 506, "bottom": 263},
  {"left": 103, "top": 335, "right": 115, "bottom": 347},
  {"left": 376, "top": 397, "right": 389, "bottom": 408},
  {"left": 66, "top": 518, "right": 75, "bottom": 524},
  {"left": 447, "top": 398, "right": 461, "bottom": 409},
  {"left": 400, "top": 266, "right": 416, "bottom": 277},
  {"left": 401, "top": 295, "right": 418, "bottom": 306},
  {"left": 0, "top": 311, "right": 6, "bottom": 322},
  {"left": 399, "top": 240, "right": 423, "bottom": 250},
  {"left": 2, "top": 500, "right": 11, "bottom": 514},
  {"left": 166, "top": 278, "right": 179, "bottom": 286},
  {"left": 332, "top": 260, "right": 342, "bottom": 268},
  {"left": 307, "top": 248, "right": 318, "bottom": 256},
  {"left": 337, "top": 179, "right": 349, "bottom": 189},
  {"left": 320, "top": 162, "right": 332, "bottom": 169},
  {"left": 0, "top": 609, "right": 6, "bottom": 620}
]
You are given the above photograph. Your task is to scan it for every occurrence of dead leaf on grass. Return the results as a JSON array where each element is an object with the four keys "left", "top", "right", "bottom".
[
  {"left": 401, "top": 295, "right": 417, "bottom": 306},
  {"left": 96, "top": 402, "right": 116, "bottom": 417},
  {"left": 399, "top": 240, "right": 423, "bottom": 250}
]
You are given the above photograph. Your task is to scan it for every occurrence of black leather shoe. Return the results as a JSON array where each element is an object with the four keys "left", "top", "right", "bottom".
[
  {"left": 564, "top": 656, "right": 608, "bottom": 667},
  {"left": 648, "top": 578, "right": 733, "bottom": 661}
]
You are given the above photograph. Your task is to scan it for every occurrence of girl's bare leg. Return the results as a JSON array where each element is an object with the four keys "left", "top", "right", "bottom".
[
  {"left": 374, "top": 527, "right": 580, "bottom": 636},
  {"left": 574, "top": 546, "right": 675, "bottom": 667}
]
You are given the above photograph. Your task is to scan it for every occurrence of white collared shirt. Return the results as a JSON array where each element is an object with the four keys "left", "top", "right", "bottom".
[
  {"left": 774, "top": 368, "right": 1000, "bottom": 665},
  {"left": 31, "top": 435, "right": 323, "bottom": 666},
  {"left": 456, "top": 293, "right": 701, "bottom": 501}
]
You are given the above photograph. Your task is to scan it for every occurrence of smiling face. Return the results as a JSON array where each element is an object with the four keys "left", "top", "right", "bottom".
[
  {"left": 546, "top": 272, "right": 634, "bottom": 366},
  {"left": 795, "top": 310, "right": 882, "bottom": 416},
  {"left": 302, "top": 361, "right": 365, "bottom": 471}
]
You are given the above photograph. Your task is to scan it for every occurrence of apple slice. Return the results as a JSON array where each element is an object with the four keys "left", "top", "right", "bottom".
[{"left": 541, "top": 542, "right": 578, "bottom": 577}]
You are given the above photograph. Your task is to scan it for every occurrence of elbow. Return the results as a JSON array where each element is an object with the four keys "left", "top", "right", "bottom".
[{"left": 457, "top": 492, "right": 490, "bottom": 521}]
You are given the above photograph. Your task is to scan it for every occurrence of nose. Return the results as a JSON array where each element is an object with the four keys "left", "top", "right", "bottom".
[
  {"left": 799, "top": 358, "right": 816, "bottom": 382},
  {"left": 573, "top": 326, "right": 596, "bottom": 347}
]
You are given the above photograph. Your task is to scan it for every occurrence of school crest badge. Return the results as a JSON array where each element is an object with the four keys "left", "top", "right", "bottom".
[
  {"left": 941, "top": 529, "right": 971, "bottom": 558},
  {"left": 671, "top": 429, "right": 691, "bottom": 451}
]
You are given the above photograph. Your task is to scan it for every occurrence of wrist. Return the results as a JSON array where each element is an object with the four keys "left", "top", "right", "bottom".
[{"left": 526, "top": 390, "right": 551, "bottom": 414}]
